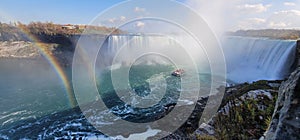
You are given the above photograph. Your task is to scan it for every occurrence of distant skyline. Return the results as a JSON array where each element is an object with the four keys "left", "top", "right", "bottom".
[{"left": 0, "top": 0, "right": 299, "bottom": 32}]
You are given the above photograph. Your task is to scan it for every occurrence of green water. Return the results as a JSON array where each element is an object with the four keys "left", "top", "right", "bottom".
[
  {"left": 0, "top": 59, "right": 216, "bottom": 139},
  {"left": 0, "top": 59, "right": 72, "bottom": 127}
]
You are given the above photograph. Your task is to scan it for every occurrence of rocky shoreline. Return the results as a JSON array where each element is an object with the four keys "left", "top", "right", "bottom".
[
  {"left": 159, "top": 80, "right": 281, "bottom": 139},
  {"left": 158, "top": 75, "right": 299, "bottom": 140}
]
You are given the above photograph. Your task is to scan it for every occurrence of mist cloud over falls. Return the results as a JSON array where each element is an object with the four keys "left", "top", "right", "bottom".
[{"left": 185, "top": 0, "right": 300, "bottom": 34}]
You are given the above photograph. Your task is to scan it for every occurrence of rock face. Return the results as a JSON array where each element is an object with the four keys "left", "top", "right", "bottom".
[
  {"left": 264, "top": 67, "right": 300, "bottom": 140},
  {"left": 0, "top": 41, "right": 40, "bottom": 58},
  {"left": 296, "top": 40, "right": 300, "bottom": 67},
  {"left": 0, "top": 41, "right": 74, "bottom": 66}
]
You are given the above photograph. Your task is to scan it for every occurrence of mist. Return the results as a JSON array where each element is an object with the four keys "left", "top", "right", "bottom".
[{"left": 185, "top": 0, "right": 300, "bottom": 33}]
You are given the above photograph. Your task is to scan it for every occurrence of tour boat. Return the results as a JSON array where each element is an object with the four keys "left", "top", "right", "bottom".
[{"left": 171, "top": 69, "right": 184, "bottom": 77}]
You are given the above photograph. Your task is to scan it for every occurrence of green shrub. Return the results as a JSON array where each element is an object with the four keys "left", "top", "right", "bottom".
[{"left": 214, "top": 93, "right": 277, "bottom": 139}]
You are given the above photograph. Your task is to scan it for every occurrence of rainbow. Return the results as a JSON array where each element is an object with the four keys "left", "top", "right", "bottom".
[{"left": 18, "top": 27, "right": 77, "bottom": 107}]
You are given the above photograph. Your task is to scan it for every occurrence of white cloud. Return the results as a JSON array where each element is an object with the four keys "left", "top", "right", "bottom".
[
  {"left": 134, "top": 7, "right": 146, "bottom": 12},
  {"left": 185, "top": 0, "right": 299, "bottom": 31},
  {"left": 103, "top": 16, "right": 127, "bottom": 27},
  {"left": 237, "top": 18, "right": 267, "bottom": 29},
  {"left": 237, "top": 4, "right": 272, "bottom": 13},
  {"left": 266, "top": 10, "right": 300, "bottom": 29},
  {"left": 108, "top": 18, "right": 117, "bottom": 23},
  {"left": 135, "top": 21, "right": 145, "bottom": 28},
  {"left": 274, "top": 10, "right": 300, "bottom": 16},
  {"left": 120, "top": 16, "right": 126, "bottom": 21},
  {"left": 107, "top": 16, "right": 126, "bottom": 23},
  {"left": 248, "top": 18, "right": 266, "bottom": 24},
  {"left": 284, "top": 2, "right": 296, "bottom": 6},
  {"left": 268, "top": 22, "right": 288, "bottom": 28}
]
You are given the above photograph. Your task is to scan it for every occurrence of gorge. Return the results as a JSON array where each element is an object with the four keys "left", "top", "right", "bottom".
[{"left": 0, "top": 32, "right": 299, "bottom": 139}]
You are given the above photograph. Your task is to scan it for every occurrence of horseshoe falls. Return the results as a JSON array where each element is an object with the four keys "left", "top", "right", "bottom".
[
  {"left": 222, "top": 36, "right": 297, "bottom": 83},
  {"left": 103, "top": 35, "right": 298, "bottom": 83},
  {"left": 98, "top": 35, "right": 210, "bottom": 72}
]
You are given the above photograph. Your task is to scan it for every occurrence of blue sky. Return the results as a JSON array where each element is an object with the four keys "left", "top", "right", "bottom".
[
  {"left": 0, "top": 0, "right": 299, "bottom": 31},
  {"left": 0, "top": 0, "right": 123, "bottom": 24},
  {"left": 183, "top": 0, "right": 300, "bottom": 31},
  {"left": 0, "top": 0, "right": 185, "bottom": 24}
]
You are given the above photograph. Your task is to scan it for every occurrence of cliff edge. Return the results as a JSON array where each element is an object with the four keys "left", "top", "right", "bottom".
[{"left": 263, "top": 67, "right": 300, "bottom": 140}]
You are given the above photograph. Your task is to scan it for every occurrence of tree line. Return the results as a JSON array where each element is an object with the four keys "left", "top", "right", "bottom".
[{"left": 227, "top": 29, "right": 300, "bottom": 40}]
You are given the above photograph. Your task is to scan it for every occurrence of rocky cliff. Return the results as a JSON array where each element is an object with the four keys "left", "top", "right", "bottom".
[
  {"left": 0, "top": 22, "right": 115, "bottom": 66},
  {"left": 0, "top": 40, "right": 74, "bottom": 66},
  {"left": 187, "top": 40, "right": 300, "bottom": 139},
  {"left": 263, "top": 68, "right": 300, "bottom": 140},
  {"left": 0, "top": 33, "right": 109, "bottom": 66}
]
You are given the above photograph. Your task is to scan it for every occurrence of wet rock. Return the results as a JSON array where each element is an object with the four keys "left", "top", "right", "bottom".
[
  {"left": 197, "top": 123, "right": 215, "bottom": 135},
  {"left": 263, "top": 68, "right": 300, "bottom": 140}
]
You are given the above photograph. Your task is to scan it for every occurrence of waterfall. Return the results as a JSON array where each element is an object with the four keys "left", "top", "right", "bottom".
[
  {"left": 222, "top": 36, "right": 297, "bottom": 83},
  {"left": 98, "top": 35, "right": 209, "bottom": 71},
  {"left": 98, "top": 35, "right": 297, "bottom": 83}
]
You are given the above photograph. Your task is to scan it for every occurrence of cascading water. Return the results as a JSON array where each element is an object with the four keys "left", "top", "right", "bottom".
[
  {"left": 103, "top": 35, "right": 297, "bottom": 83},
  {"left": 98, "top": 34, "right": 210, "bottom": 72},
  {"left": 222, "top": 36, "right": 297, "bottom": 83}
]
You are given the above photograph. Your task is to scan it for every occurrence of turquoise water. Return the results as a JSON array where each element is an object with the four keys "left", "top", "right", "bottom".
[
  {"left": 0, "top": 59, "right": 72, "bottom": 128},
  {"left": 0, "top": 59, "right": 215, "bottom": 139}
]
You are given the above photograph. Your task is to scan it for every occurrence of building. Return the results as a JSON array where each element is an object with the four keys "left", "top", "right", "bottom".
[{"left": 62, "top": 24, "right": 78, "bottom": 30}]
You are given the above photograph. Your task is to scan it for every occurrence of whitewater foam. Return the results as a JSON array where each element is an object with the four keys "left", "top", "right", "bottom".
[
  {"left": 222, "top": 36, "right": 297, "bottom": 83},
  {"left": 112, "top": 126, "right": 161, "bottom": 140}
]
